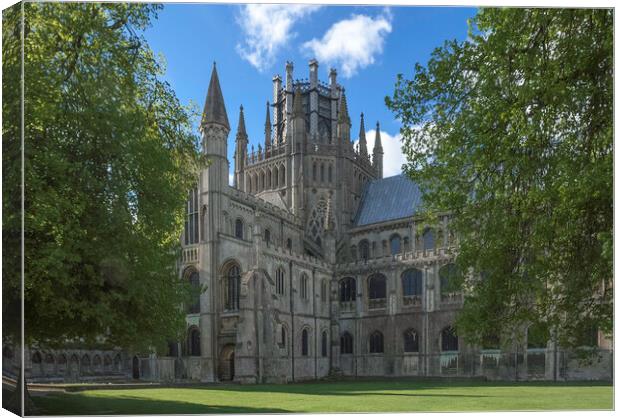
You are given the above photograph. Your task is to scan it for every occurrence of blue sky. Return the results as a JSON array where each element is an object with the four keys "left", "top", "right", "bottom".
[{"left": 143, "top": 4, "right": 476, "bottom": 179}]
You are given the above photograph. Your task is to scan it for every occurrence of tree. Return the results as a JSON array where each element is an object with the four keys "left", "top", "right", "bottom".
[
  {"left": 386, "top": 8, "right": 612, "bottom": 349},
  {"left": 3, "top": 3, "right": 204, "bottom": 402}
]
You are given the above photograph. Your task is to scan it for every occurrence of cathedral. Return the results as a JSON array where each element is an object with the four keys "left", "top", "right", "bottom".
[
  {"left": 11, "top": 59, "right": 610, "bottom": 384},
  {"left": 171, "top": 59, "right": 612, "bottom": 383}
]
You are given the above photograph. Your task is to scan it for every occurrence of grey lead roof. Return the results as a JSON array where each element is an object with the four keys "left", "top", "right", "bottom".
[{"left": 353, "top": 174, "right": 423, "bottom": 227}]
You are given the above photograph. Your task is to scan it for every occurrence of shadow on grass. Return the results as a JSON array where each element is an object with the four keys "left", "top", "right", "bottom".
[{"left": 32, "top": 392, "right": 292, "bottom": 416}]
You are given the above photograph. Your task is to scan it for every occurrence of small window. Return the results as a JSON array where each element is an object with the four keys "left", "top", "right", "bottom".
[
  {"left": 300, "top": 274, "right": 308, "bottom": 299},
  {"left": 235, "top": 219, "right": 244, "bottom": 239},
  {"left": 423, "top": 228, "right": 435, "bottom": 251},
  {"left": 341, "top": 332, "right": 353, "bottom": 354},
  {"left": 188, "top": 271, "right": 201, "bottom": 314},
  {"left": 390, "top": 234, "right": 401, "bottom": 255},
  {"left": 369, "top": 331, "right": 384, "bottom": 353},
  {"left": 320, "top": 164, "right": 325, "bottom": 182},
  {"left": 286, "top": 238, "right": 292, "bottom": 250},
  {"left": 276, "top": 267, "right": 286, "bottom": 296},
  {"left": 368, "top": 274, "right": 386, "bottom": 300},
  {"left": 302, "top": 329, "right": 309, "bottom": 356},
  {"left": 402, "top": 269, "right": 423, "bottom": 296},
  {"left": 404, "top": 329, "right": 419, "bottom": 352},
  {"left": 321, "top": 331, "right": 328, "bottom": 357},
  {"left": 321, "top": 280, "right": 327, "bottom": 302},
  {"left": 188, "top": 327, "right": 201, "bottom": 356},
  {"left": 439, "top": 263, "right": 459, "bottom": 296},
  {"left": 328, "top": 165, "right": 333, "bottom": 183},
  {"left": 441, "top": 326, "right": 458, "bottom": 351},
  {"left": 225, "top": 264, "right": 241, "bottom": 311},
  {"left": 359, "top": 240, "right": 370, "bottom": 260},
  {"left": 264, "top": 228, "right": 271, "bottom": 245},
  {"left": 280, "top": 326, "right": 287, "bottom": 347},
  {"left": 312, "top": 163, "right": 317, "bottom": 181},
  {"left": 339, "top": 277, "right": 356, "bottom": 302}
]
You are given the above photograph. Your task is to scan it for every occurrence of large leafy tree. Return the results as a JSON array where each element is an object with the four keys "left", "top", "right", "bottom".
[
  {"left": 3, "top": 2, "right": 203, "bottom": 360},
  {"left": 386, "top": 8, "right": 612, "bottom": 348}
]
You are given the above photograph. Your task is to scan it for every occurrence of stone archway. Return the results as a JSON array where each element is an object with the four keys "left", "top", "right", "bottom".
[{"left": 218, "top": 344, "right": 235, "bottom": 381}]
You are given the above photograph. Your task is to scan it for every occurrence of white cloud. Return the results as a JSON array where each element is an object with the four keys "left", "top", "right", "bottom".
[
  {"left": 236, "top": 5, "right": 321, "bottom": 71},
  {"left": 302, "top": 13, "right": 392, "bottom": 78},
  {"left": 354, "top": 130, "right": 406, "bottom": 177}
]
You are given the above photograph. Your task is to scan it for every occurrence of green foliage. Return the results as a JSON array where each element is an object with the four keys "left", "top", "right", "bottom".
[
  {"left": 386, "top": 9, "right": 612, "bottom": 348},
  {"left": 3, "top": 3, "right": 205, "bottom": 352}
]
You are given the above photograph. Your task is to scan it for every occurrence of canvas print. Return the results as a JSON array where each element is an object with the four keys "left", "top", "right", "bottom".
[{"left": 1, "top": 1, "right": 613, "bottom": 415}]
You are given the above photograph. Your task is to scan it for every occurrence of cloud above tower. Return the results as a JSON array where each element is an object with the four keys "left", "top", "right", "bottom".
[
  {"left": 236, "top": 4, "right": 322, "bottom": 71},
  {"left": 302, "top": 12, "right": 392, "bottom": 78}
]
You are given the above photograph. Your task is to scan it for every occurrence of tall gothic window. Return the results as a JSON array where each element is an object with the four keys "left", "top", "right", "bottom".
[
  {"left": 439, "top": 263, "right": 459, "bottom": 297},
  {"left": 312, "top": 163, "right": 317, "bottom": 181},
  {"left": 320, "top": 164, "right": 325, "bottom": 182},
  {"left": 441, "top": 326, "right": 458, "bottom": 351},
  {"left": 341, "top": 332, "right": 353, "bottom": 354},
  {"left": 423, "top": 228, "right": 435, "bottom": 251},
  {"left": 368, "top": 274, "right": 387, "bottom": 300},
  {"left": 300, "top": 273, "right": 308, "bottom": 299},
  {"left": 402, "top": 268, "right": 423, "bottom": 297},
  {"left": 184, "top": 187, "right": 199, "bottom": 245},
  {"left": 404, "top": 329, "right": 420, "bottom": 352},
  {"left": 225, "top": 264, "right": 241, "bottom": 311},
  {"left": 235, "top": 218, "right": 244, "bottom": 240},
  {"left": 390, "top": 234, "right": 402, "bottom": 255},
  {"left": 321, "top": 331, "right": 328, "bottom": 357},
  {"left": 339, "top": 277, "right": 356, "bottom": 302},
  {"left": 369, "top": 331, "right": 384, "bottom": 353},
  {"left": 359, "top": 240, "right": 370, "bottom": 261},
  {"left": 286, "top": 238, "right": 292, "bottom": 250},
  {"left": 276, "top": 267, "right": 285, "bottom": 295},
  {"left": 188, "top": 270, "right": 201, "bottom": 314},
  {"left": 188, "top": 326, "right": 201, "bottom": 356},
  {"left": 264, "top": 228, "right": 271, "bottom": 245},
  {"left": 328, "top": 165, "right": 333, "bottom": 183},
  {"left": 301, "top": 329, "right": 309, "bottom": 356},
  {"left": 321, "top": 280, "right": 327, "bottom": 302}
]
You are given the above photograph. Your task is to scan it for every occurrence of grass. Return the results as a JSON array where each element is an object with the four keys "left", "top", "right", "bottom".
[{"left": 31, "top": 379, "right": 613, "bottom": 415}]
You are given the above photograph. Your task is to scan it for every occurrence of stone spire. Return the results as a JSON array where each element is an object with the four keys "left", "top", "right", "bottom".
[
  {"left": 337, "top": 90, "right": 351, "bottom": 142},
  {"left": 201, "top": 62, "right": 229, "bottom": 131},
  {"left": 264, "top": 101, "right": 271, "bottom": 149},
  {"left": 373, "top": 121, "right": 384, "bottom": 179},
  {"left": 358, "top": 113, "right": 368, "bottom": 157},
  {"left": 234, "top": 105, "right": 248, "bottom": 189}
]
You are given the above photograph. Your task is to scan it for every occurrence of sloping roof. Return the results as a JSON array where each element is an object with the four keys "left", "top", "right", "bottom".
[
  {"left": 353, "top": 174, "right": 423, "bottom": 227},
  {"left": 257, "top": 190, "right": 290, "bottom": 212},
  {"left": 201, "top": 64, "right": 230, "bottom": 130}
]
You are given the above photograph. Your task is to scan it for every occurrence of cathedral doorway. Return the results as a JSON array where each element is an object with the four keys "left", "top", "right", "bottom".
[{"left": 219, "top": 345, "right": 235, "bottom": 381}]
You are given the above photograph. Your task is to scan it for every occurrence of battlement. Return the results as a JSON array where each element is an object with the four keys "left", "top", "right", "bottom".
[
  {"left": 335, "top": 246, "right": 456, "bottom": 273},
  {"left": 263, "top": 242, "right": 331, "bottom": 271}
]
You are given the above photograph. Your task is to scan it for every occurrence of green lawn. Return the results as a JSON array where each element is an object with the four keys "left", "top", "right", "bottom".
[{"left": 32, "top": 379, "right": 613, "bottom": 415}]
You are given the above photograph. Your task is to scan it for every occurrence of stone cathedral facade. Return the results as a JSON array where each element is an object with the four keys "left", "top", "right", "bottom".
[{"left": 170, "top": 60, "right": 611, "bottom": 384}]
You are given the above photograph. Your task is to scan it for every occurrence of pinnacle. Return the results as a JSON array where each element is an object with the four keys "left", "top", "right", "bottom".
[{"left": 201, "top": 63, "right": 230, "bottom": 130}]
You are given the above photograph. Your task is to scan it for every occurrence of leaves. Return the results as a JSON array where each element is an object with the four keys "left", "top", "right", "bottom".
[
  {"left": 3, "top": 3, "right": 204, "bottom": 352},
  {"left": 386, "top": 9, "right": 612, "bottom": 348}
]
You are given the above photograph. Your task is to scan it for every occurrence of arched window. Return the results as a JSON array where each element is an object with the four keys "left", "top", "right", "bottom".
[
  {"left": 188, "top": 270, "right": 200, "bottom": 314},
  {"left": 273, "top": 166, "right": 278, "bottom": 188},
  {"left": 266, "top": 169, "right": 272, "bottom": 190},
  {"left": 320, "top": 163, "right": 325, "bottom": 182},
  {"left": 390, "top": 234, "right": 402, "bottom": 255},
  {"left": 253, "top": 173, "right": 258, "bottom": 193},
  {"left": 247, "top": 174, "right": 252, "bottom": 193},
  {"left": 225, "top": 264, "right": 241, "bottom": 311},
  {"left": 527, "top": 323, "right": 549, "bottom": 349},
  {"left": 184, "top": 187, "right": 199, "bottom": 245},
  {"left": 280, "top": 164, "right": 286, "bottom": 187},
  {"left": 441, "top": 326, "right": 459, "bottom": 351},
  {"left": 368, "top": 273, "right": 387, "bottom": 300},
  {"left": 301, "top": 329, "right": 309, "bottom": 356},
  {"left": 402, "top": 268, "right": 423, "bottom": 296},
  {"left": 423, "top": 228, "right": 435, "bottom": 251},
  {"left": 103, "top": 355, "right": 111, "bottom": 371},
  {"left": 286, "top": 238, "right": 292, "bottom": 250},
  {"left": 300, "top": 273, "right": 308, "bottom": 299},
  {"left": 81, "top": 354, "right": 91, "bottom": 372},
  {"left": 321, "top": 331, "right": 328, "bottom": 357},
  {"left": 328, "top": 165, "right": 333, "bottom": 183},
  {"left": 321, "top": 280, "right": 327, "bottom": 302},
  {"left": 369, "top": 331, "right": 384, "bottom": 353},
  {"left": 167, "top": 341, "right": 179, "bottom": 357},
  {"left": 188, "top": 326, "right": 201, "bottom": 356},
  {"left": 341, "top": 332, "right": 353, "bottom": 354},
  {"left": 339, "top": 277, "right": 356, "bottom": 302},
  {"left": 93, "top": 355, "right": 102, "bottom": 372},
  {"left": 264, "top": 228, "right": 271, "bottom": 245},
  {"left": 404, "top": 329, "right": 420, "bottom": 352},
  {"left": 235, "top": 218, "right": 244, "bottom": 240},
  {"left": 312, "top": 163, "right": 317, "bottom": 181},
  {"left": 260, "top": 171, "right": 265, "bottom": 191},
  {"left": 439, "top": 263, "right": 459, "bottom": 297},
  {"left": 279, "top": 325, "right": 287, "bottom": 347},
  {"left": 359, "top": 240, "right": 370, "bottom": 261},
  {"left": 113, "top": 354, "right": 122, "bottom": 371},
  {"left": 276, "top": 267, "right": 285, "bottom": 295}
]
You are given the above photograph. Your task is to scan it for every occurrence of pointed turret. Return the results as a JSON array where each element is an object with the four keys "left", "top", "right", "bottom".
[
  {"left": 373, "top": 121, "right": 384, "bottom": 179},
  {"left": 292, "top": 86, "right": 304, "bottom": 119},
  {"left": 234, "top": 105, "right": 248, "bottom": 189},
  {"left": 264, "top": 101, "right": 271, "bottom": 150},
  {"left": 201, "top": 63, "right": 230, "bottom": 131},
  {"left": 358, "top": 113, "right": 368, "bottom": 157},
  {"left": 337, "top": 91, "right": 351, "bottom": 142}
]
